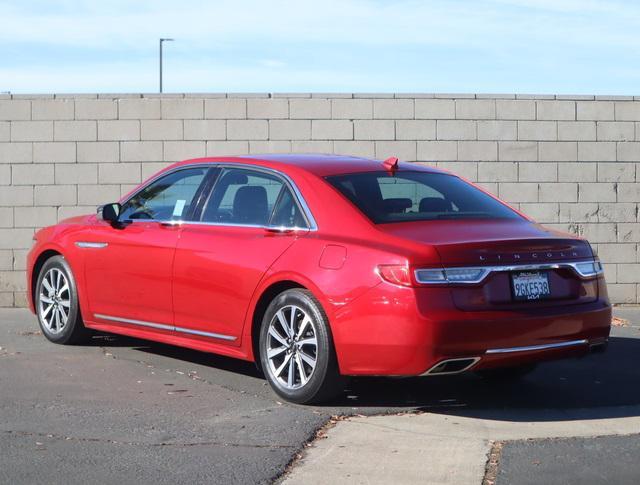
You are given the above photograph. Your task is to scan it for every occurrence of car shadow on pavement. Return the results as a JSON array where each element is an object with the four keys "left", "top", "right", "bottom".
[
  {"left": 86, "top": 333, "right": 152, "bottom": 347},
  {"left": 91, "top": 331, "right": 640, "bottom": 421},
  {"left": 87, "top": 332, "right": 263, "bottom": 378},
  {"left": 335, "top": 335, "right": 640, "bottom": 421},
  {"left": 134, "top": 342, "right": 263, "bottom": 378}
]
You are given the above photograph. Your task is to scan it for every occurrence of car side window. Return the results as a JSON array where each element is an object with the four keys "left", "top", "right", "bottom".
[
  {"left": 119, "top": 167, "right": 209, "bottom": 222},
  {"left": 270, "top": 187, "right": 307, "bottom": 228},
  {"left": 201, "top": 168, "right": 284, "bottom": 226}
]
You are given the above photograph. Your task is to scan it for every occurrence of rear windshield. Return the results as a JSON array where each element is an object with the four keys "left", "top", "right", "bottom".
[{"left": 325, "top": 171, "right": 522, "bottom": 224}]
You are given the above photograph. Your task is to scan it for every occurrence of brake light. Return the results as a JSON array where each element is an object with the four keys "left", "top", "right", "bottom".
[
  {"left": 414, "top": 267, "right": 489, "bottom": 284},
  {"left": 378, "top": 265, "right": 494, "bottom": 286},
  {"left": 377, "top": 265, "right": 412, "bottom": 287},
  {"left": 574, "top": 259, "right": 604, "bottom": 277}
]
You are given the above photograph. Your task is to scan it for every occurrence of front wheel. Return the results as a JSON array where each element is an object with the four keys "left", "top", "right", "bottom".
[
  {"left": 259, "top": 289, "right": 343, "bottom": 404},
  {"left": 35, "top": 255, "right": 90, "bottom": 345}
]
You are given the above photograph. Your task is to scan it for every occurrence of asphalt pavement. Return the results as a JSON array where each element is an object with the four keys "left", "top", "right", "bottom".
[
  {"left": 497, "top": 434, "right": 640, "bottom": 485},
  {"left": 1, "top": 307, "right": 640, "bottom": 484}
]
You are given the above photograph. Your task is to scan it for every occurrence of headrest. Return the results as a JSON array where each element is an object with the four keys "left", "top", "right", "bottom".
[
  {"left": 382, "top": 198, "right": 413, "bottom": 212},
  {"left": 233, "top": 185, "right": 269, "bottom": 224},
  {"left": 419, "top": 197, "right": 451, "bottom": 212}
]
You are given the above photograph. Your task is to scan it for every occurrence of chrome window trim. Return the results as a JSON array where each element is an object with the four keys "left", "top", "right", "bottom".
[
  {"left": 126, "top": 219, "right": 311, "bottom": 232},
  {"left": 485, "top": 339, "right": 588, "bottom": 354},
  {"left": 94, "top": 313, "right": 237, "bottom": 341},
  {"left": 115, "top": 162, "right": 318, "bottom": 231},
  {"left": 414, "top": 260, "right": 603, "bottom": 285}
]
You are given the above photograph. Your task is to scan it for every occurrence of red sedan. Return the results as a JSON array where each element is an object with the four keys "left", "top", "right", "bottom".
[{"left": 27, "top": 154, "right": 611, "bottom": 404}]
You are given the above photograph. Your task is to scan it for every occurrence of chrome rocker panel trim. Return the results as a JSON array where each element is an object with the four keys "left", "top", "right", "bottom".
[
  {"left": 485, "top": 339, "right": 589, "bottom": 354},
  {"left": 93, "top": 313, "right": 237, "bottom": 341}
]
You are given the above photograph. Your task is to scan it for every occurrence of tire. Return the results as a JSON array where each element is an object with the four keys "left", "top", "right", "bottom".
[
  {"left": 259, "top": 288, "right": 344, "bottom": 404},
  {"left": 475, "top": 363, "right": 537, "bottom": 381},
  {"left": 35, "top": 255, "right": 90, "bottom": 345}
]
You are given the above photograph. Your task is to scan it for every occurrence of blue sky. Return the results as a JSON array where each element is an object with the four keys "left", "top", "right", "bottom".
[{"left": 2, "top": 0, "right": 640, "bottom": 94}]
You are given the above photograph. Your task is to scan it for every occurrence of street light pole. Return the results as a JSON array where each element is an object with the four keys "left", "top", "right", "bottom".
[{"left": 159, "top": 38, "right": 174, "bottom": 93}]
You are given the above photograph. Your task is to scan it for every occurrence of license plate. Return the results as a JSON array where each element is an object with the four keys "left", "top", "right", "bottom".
[{"left": 511, "top": 271, "right": 551, "bottom": 301}]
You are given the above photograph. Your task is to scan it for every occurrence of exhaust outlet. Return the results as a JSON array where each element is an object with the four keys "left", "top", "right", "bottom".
[{"left": 422, "top": 357, "right": 481, "bottom": 376}]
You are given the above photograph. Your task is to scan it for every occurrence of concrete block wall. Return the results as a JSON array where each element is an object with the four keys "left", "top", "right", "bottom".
[{"left": 1, "top": 93, "right": 639, "bottom": 307}]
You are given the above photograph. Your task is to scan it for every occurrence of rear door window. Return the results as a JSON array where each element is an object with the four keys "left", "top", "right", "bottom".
[
  {"left": 201, "top": 168, "right": 284, "bottom": 226},
  {"left": 270, "top": 186, "right": 307, "bottom": 228}
]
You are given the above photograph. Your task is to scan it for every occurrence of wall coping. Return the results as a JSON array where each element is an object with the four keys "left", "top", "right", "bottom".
[{"left": 1, "top": 93, "right": 639, "bottom": 101}]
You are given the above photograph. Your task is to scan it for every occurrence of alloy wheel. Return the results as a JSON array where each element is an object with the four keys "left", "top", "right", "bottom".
[
  {"left": 266, "top": 305, "right": 318, "bottom": 390},
  {"left": 38, "top": 268, "right": 71, "bottom": 334}
]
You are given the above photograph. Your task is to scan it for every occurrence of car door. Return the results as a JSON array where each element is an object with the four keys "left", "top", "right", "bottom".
[
  {"left": 172, "top": 166, "right": 311, "bottom": 343},
  {"left": 83, "top": 166, "right": 213, "bottom": 327}
]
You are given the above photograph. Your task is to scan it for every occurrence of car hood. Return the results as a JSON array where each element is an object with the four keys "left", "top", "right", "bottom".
[
  {"left": 377, "top": 219, "right": 593, "bottom": 265},
  {"left": 59, "top": 214, "right": 93, "bottom": 225}
]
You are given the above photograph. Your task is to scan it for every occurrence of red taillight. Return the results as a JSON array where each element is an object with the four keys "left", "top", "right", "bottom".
[{"left": 377, "top": 265, "right": 412, "bottom": 287}]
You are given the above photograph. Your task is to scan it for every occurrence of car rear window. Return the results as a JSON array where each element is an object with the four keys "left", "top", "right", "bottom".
[{"left": 325, "top": 171, "right": 522, "bottom": 223}]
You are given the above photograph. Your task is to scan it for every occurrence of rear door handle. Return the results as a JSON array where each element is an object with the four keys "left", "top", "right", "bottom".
[
  {"left": 264, "top": 227, "right": 294, "bottom": 235},
  {"left": 159, "top": 220, "right": 183, "bottom": 227}
]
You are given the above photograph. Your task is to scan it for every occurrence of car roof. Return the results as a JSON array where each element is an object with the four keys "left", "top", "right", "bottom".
[{"left": 168, "top": 153, "right": 447, "bottom": 177}]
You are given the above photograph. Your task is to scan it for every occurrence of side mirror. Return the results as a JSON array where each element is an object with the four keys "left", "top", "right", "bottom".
[{"left": 98, "top": 203, "right": 121, "bottom": 224}]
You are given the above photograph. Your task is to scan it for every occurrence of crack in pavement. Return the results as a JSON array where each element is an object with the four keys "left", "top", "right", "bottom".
[{"left": 1, "top": 430, "right": 297, "bottom": 449}]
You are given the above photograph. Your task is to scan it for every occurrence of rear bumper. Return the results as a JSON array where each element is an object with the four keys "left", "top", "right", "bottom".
[
  {"left": 421, "top": 339, "right": 598, "bottom": 376},
  {"left": 331, "top": 282, "right": 612, "bottom": 376}
]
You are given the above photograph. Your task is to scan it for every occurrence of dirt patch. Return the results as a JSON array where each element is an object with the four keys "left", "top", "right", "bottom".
[
  {"left": 612, "top": 316, "right": 629, "bottom": 327},
  {"left": 18, "top": 330, "right": 42, "bottom": 336},
  {"left": 483, "top": 440, "right": 504, "bottom": 485}
]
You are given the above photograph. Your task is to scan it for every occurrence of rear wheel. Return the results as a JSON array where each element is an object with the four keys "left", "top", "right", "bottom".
[
  {"left": 475, "top": 363, "right": 537, "bottom": 381},
  {"left": 259, "top": 289, "right": 343, "bottom": 404},
  {"left": 35, "top": 255, "right": 90, "bottom": 345}
]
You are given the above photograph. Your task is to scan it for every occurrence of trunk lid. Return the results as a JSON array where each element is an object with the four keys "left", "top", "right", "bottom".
[
  {"left": 378, "top": 219, "right": 597, "bottom": 310},
  {"left": 377, "top": 219, "right": 592, "bottom": 265}
]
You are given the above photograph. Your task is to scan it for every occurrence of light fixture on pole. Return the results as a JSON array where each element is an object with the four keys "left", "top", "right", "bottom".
[{"left": 159, "top": 38, "right": 174, "bottom": 93}]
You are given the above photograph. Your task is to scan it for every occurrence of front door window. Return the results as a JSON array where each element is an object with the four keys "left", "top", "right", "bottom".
[{"left": 119, "top": 167, "right": 209, "bottom": 222}]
